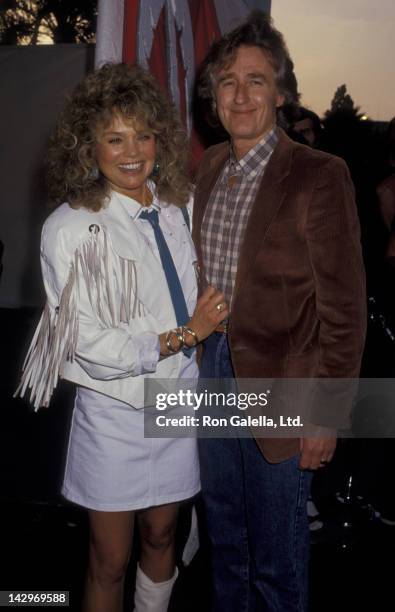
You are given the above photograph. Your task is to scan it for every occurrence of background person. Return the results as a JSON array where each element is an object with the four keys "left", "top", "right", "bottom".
[
  {"left": 17, "top": 63, "right": 228, "bottom": 612},
  {"left": 291, "top": 106, "right": 323, "bottom": 148},
  {"left": 377, "top": 118, "right": 395, "bottom": 232}
]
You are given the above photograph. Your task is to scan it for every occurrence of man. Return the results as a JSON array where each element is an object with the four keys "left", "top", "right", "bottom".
[
  {"left": 291, "top": 106, "right": 323, "bottom": 148},
  {"left": 192, "top": 12, "right": 366, "bottom": 612}
]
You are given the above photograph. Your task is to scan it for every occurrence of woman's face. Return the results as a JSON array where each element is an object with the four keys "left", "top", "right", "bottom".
[{"left": 95, "top": 114, "right": 156, "bottom": 204}]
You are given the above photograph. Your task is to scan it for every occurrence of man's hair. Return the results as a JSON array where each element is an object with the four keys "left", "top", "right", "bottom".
[
  {"left": 198, "top": 11, "right": 299, "bottom": 118},
  {"left": 47, "top": 63, "right": 190, "bottom": 211},
  {"left": 294, "top": 107, "right": 323, "bottom": 136}
]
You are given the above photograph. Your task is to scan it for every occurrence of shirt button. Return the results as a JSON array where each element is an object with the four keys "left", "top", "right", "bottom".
[{"left": 224, "top": 220, "right": 230, "bottom": 227}]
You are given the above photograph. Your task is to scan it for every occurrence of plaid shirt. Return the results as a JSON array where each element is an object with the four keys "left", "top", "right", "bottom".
[{"left": 201, "top": 128, "right": 278, "bottom": 307}]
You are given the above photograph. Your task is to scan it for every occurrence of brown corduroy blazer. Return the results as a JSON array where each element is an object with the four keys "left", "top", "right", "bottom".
[{"left": 193, "top": 128, "right": 367, "bottom": 463}]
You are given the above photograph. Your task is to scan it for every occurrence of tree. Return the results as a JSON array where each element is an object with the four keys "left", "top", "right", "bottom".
[
  {"left": 0, "top": 0, "right": 32, "bottom": 43},
  {"left": 0, "top": 0, "right": 97, "bottom": 44},
  {"left": 325, "top": 84, "right": 363, "bottom": 119},
  {"left": 321, "top": 83, "right": 372, "bottom": 193}
]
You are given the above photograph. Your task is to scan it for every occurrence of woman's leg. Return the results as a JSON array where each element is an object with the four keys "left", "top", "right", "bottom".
[
  {"left": 133, "top": 503, "right": 180, "bottom": 612},
  {"left": 138, "top": 502, "right": 179, "bottom": 581},
  {"left": 83, "top": 510, "right": 134, "bottom": 612}
]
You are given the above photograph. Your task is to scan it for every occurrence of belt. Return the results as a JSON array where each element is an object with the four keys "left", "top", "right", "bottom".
[{"left": 215, "top": 323, "right": 228, "bottom": 333}]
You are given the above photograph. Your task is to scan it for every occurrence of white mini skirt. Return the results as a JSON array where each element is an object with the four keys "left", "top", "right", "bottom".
[{"left": 61, "top": 386, "right": 200, "bottom": 511}]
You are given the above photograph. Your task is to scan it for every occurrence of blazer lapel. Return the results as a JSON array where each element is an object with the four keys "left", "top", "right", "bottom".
[{"left": 233, "top": 129, "right": 294, "bottom": 300}]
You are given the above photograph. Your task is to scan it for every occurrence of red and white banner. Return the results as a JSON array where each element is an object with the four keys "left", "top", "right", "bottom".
[{"left": 95, "top": 0, "right": 250, "bottom": 166}]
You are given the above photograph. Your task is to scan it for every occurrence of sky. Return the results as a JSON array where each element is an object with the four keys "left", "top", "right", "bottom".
[{"left": 271, "top": 0, "right": 395, "bottom": 121}]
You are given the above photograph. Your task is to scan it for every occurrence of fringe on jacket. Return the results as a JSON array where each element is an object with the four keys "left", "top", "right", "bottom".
[{"left": 16, "top": 226, "right": 141, "bottom": 410}]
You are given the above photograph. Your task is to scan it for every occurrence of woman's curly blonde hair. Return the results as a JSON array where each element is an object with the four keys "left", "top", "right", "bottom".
[{"left": 47, "top": 63, "right": 190, "bottom": 210}]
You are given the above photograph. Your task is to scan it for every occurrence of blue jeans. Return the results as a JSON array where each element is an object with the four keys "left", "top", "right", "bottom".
[{"left": 199, "top": 333, "right": 312, "bottom": 612}]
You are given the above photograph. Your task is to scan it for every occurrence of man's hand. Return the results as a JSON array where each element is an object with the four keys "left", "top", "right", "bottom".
[{"left": 298, "top": 427, "right": 337, "bottom": 470}]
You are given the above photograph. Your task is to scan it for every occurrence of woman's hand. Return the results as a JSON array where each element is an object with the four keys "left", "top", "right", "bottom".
[
  {"left": 186, "top": 286, "right": 228, "bottom": 344},
  {"left": 159, "top": 287, "right": 228, "bottom": 356}
]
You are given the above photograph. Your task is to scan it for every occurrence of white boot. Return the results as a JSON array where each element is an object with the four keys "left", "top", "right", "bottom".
[{"left": 133, "top": 564, "right": 179, "bottom": 612}]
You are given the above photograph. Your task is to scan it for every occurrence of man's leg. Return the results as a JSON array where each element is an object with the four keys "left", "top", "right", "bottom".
[
  {"left": 199, "top": 333, "right": 251, "bottom": 611},
  {"left": 243, "top": 440, "right": 312, "bottom": 612},
  {"left": 200, "top": 436, "right": 312, "bottom": 612},
  {"left": 199, "top": 436, "right": 251, "bottom": 612},
  {"left": 199, "top": 334, "right": 312, "bottom": 611}
]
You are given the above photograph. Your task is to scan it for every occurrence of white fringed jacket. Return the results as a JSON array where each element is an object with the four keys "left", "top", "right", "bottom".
[{"left": 17, "top": 190, "right": 197, "bottom": 410}]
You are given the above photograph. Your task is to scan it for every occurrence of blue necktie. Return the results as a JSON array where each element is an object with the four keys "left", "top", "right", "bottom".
[{"left": 140, "top": 208, "right": 192, "bottom": 356}]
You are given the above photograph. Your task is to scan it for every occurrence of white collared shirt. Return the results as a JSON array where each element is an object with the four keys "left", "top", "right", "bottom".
[{"left": 115, "top": 190, "right": 197, "bottom": 377}]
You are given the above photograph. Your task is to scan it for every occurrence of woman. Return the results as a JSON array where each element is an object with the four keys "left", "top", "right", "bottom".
[{"left": 17, "top": 63, "right": 228, "bottom": 612}]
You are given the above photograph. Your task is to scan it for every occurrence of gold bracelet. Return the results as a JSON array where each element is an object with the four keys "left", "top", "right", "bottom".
[
  {"left": 173, "top": 327, "right": 184, "bottom": 347},
  {"left": 165, "top": 328, "right": 184, "bottom": 354},
  {"left": 181, "top": 326, "right": 199, "bottom": 347}
]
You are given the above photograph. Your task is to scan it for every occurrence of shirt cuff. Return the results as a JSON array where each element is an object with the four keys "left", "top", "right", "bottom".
[{"left": 133, "top": 331, "right": 160, "bottom": 374}]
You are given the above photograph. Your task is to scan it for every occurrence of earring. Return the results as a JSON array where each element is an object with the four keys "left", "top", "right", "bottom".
[
  {"left": 89, "top": 166, "right": 99, "bottom": 180},
  {"left": 151, "top": 161, "right": 160, "bottom": 178}
]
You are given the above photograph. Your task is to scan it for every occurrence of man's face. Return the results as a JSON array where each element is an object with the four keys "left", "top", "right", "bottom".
[
  {"left": 214, "top": 45, "right": 284, "bottom": 157},
  {"left": 293, "top": 118, "right": 316, "bottom": 147}
]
